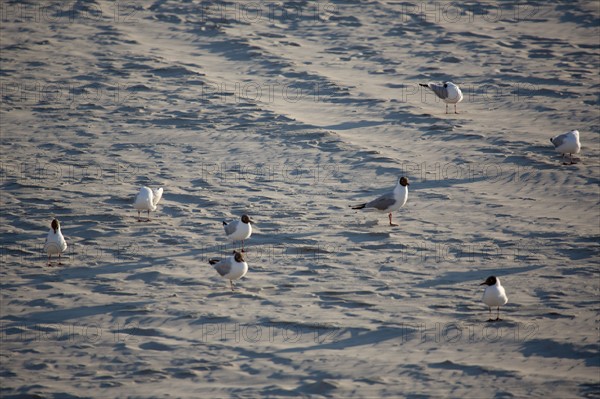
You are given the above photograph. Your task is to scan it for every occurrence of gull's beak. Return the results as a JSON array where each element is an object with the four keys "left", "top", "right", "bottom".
[
  {"left": 479, "top": 282, "right": 487, "bottom": 285},
  {"left": 249, "top": 219, "right": 255, "bottom": 224}
]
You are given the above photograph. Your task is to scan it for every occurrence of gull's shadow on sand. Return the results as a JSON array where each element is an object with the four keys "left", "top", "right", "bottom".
[
  {"left": 275, "top": 326, "right": 399, "bottom": 353},
  {"left": 321, "top": 120, "right": 389, "bottom": 130},
  {"left": 414, "top": 265, "right": 545, "bottom": 288},
  {"left": 428, "top": 360, "right": 518, "bottom": 377},
  {"left": 411, "top": 175, "right": 499, "bottom": 190},
  {"left": 1, "top": 261, "right": 156, "bottom": 293},
  {"left": 2, "top": 301, "right": 151, "bottom": 325},
  {"left": 519, "top": 338, "right": 599, "bottom": 368},
  {"left": 57, "top": 261, "right": 153, "bottom": 279}
]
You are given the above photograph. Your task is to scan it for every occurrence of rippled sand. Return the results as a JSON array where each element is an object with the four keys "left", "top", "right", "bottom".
[{"left": 1, "top": 1, "right": 598, "bottom": 398}]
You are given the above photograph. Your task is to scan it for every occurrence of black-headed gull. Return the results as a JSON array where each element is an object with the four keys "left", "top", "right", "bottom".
[
  {"left": 480, "top": 276, "right": 508, "bottom": 322},
  {"left": 223, "top": 214, "right": 254, "bottom": 251},
  {"left": 209, "top": 250, "right": 248, "bottom": 291},
  {"left": 550, "top": 130, "right": 581, "bottom": 164},
  {"left": 133, "top": 186, "right": 163, "bottom": 222},
  {"left": 351, "top": 177, "right": 409, "bottom": 226},
  {"left": 44, "top": 218, "right": 67, "bottom": 266},
  {"left": 419, "top": 81, "right": 463, "bottom": 114}
]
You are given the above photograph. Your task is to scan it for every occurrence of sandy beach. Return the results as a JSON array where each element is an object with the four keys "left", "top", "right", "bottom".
[{"left": 1, "top": 1, "right": 599, "bottom": 398}]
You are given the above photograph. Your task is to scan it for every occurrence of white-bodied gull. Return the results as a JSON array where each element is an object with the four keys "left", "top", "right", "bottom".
[
  {"left": 209, "top": 251, "right": 248, "bottom": 291},
  {"left": 133, "top": 186, "right": 163, "bottom": 222},
  {"left": 44, "top": 218, "right": 67, "bottom": 266},
  {"left": 480, "top": 276, "right": 508, "bottom": 322},
  {"left": 223, "top": 214, "right": 254, "bottom": 251},
  {"left": 419, "top": 81, "right": 463, "bottom": 114},
  {"left": 550, "top": 129, "right": 580, "bottom": 164},
  {"left": 350, "top": 176, "right": 409, "bottom": 226}
]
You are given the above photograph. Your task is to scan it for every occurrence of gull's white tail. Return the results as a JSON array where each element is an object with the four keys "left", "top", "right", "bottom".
[{"left": 152, "top": 187, "right": 163, "bottom": 206}]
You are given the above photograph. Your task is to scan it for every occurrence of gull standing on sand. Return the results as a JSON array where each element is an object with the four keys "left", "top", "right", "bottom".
[
  {"left": 223, "top": 214, "right": 254, "bottom": 251},
  {"left": 480, "top": 276, "right": 508, "bottom": 322},
  {"left": 133, "top": 186, "right": 163, "bottom": 222},
  {"left": 44, "top": 218, "right": 67, "bottom": 266},
  {"left": 419, "top": 82, "right": 463, "bottom": 114},
  {"left": 209, "top": 251, "right": 248, "bottom": 291},
  {"left": 550, "top": 129, "right": 580, "bottom": 164},
  {"left": 350, "top": 177, "right": 409, "bottom": 226}
]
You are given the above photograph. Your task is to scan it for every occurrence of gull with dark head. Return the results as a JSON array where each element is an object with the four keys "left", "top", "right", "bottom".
[
  {"left": 419, "top": 81, "right": 463, "bottom": 114},
  {"left": 223, "top": 214, "right": 254, "bottom": 251},
  {"left": 350, "top": 176, "right": 409, "bottom": 226},
  {"left": 480, "top": 275, "right": 508, "bottom": 322},
  {"left": 209, "top": 250, "right": 248, "bottom": 291},
  {"left": 550, "top": 129, "right": 580, "bottom": 164},
  {"left": 44, "top": 218, "right": 67, "bottom": 266},
  {"left": 134, "top": 186, "right": 163, "bottom": 222}
]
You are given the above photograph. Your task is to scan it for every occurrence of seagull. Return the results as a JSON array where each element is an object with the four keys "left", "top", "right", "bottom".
[
  {"left": 133, "top": 186, "right": 163, "bottom": 222},
  {"left": 419, "top": 82, "right": 463, "bottom": 114},
  {"left": 550, "top": 130, "right": 580, "bottom": 164},
  {"left": 223, "top": 214, "right": 254, "bottom": 251},
  {"left": 350, "top": 176, "right": 409, "bottom": 226},
  {"left": 209, "top": 251, "right": 248, "bottom": 291},
  {"left": 480, "top": 276, "right": 508, "bottom": 322},
  {"left": 44, "top": 219, "right": 67, "bottom": 266}
]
